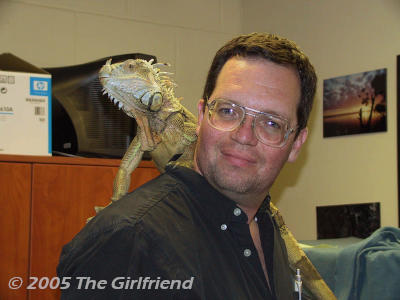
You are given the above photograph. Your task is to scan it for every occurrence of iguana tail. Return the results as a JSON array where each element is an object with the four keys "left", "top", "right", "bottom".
[{"left": 270, "top": 203, "right": 337, "bottom": 300}]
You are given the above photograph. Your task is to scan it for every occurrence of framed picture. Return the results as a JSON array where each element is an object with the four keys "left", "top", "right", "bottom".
[
  {"left": 397, "top": 56, "right": 400, "bottom": 227},
  {"left": 323, "top": 69, "right": 387, "bottom": 137},
  {"left": 317, "top": 203, "right": 380, "bottom": 239}
]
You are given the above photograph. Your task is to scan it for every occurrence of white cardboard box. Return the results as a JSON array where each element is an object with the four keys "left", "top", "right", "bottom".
[{"left": 0, "top": 53, "right": 52, "bottom": 156}]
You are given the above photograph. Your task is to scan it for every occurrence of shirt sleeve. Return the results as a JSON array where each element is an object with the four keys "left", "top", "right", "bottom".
[{"left": 58, "top": 216, "right": 198, "bottom": 300}]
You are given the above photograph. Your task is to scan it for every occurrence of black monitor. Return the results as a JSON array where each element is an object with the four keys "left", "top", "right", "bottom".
[{"left": 45, "top": 53, "right": 156, "bottom": 158}]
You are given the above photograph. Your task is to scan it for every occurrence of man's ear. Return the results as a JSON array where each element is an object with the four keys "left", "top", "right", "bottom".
[
  {"left": 288, "top": 127, "right": 308, "bottom": 163},
  {"left": 196, "top": 99, "right": 206, "bottom": 135}
]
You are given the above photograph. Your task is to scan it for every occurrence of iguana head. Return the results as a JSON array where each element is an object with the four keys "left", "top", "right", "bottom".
[{"left": 99, "top": 58, "right": 175, "bottom": 116}]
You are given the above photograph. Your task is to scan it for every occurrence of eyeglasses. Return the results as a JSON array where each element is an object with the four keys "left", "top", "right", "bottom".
[{"left": 206, "top": 99, "right": 297, "bottom": 148}]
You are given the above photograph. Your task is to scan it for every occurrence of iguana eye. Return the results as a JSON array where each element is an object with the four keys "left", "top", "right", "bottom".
[{"left": 141, "top": 91, "right": 163, "bottom": 111}]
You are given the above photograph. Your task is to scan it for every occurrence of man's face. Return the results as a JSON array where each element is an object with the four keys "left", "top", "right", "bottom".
[{"left": 194, "top": 57, "right": 308, "bottom": 205}]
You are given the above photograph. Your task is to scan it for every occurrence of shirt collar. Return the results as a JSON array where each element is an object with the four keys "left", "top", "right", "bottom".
[{"left": 166, "top": 165, "right": 272, "bottom": 225}]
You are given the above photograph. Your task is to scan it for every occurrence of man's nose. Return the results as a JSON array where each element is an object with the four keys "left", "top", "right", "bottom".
[{"left": 230, "top": 114, "right": 258, "bottom": 146}]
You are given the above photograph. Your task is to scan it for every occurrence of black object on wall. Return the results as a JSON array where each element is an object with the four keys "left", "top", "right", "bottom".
[
  {"left": 317, "top": 203, "right": 380, "bottom": 239},
  {"left": 397, "top": 55, "right": 400, "bottom": 227},
  {"left": 45, "top": 53, "right": 156, "bottom": 158}
]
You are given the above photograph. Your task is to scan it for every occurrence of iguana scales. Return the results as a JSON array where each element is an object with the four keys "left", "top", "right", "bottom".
[
  {"left": 97, "top": 58, "right": 336, "bottom": 300},
  {"left": 98, "top": 58, "right": 197, "bottom": 204}
]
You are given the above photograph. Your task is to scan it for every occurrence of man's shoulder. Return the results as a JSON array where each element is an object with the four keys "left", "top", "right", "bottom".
[
  {"left": 100, "top": 169, "right": 192, "bottom": 225},
  {"left": 57, "top": 170, "right": 196, "bottom": 277},
  {"left": 60, "top": 170, "right": 193, "bottom": 257}
]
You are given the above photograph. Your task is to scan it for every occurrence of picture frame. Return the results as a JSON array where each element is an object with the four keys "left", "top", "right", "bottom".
[
  {"left": 397, "top": 55, "right": 400, "bottom": 226},
  {"left": 323, "top": 69, "right": 387, "bottom": 138}
]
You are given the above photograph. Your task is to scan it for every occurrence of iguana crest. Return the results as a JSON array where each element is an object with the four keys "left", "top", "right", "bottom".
[{"left": 98, "top": 58, "right": 197, "bottom": 202}]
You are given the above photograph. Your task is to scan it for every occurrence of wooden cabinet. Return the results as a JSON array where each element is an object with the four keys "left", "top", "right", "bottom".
[
  {"left": 0, "top": 155, "right": 159, "bottom": 300},
  {"left": 0, "top": 162, "right": 31, "bottom": 300}
]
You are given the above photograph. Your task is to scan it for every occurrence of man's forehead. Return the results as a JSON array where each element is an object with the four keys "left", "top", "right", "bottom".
[
  {"left": 217, "top": 56, "right": 299, "bottom": 86},
  {"left": 212, "top": 56, "right": 301, "bottom": 121}
]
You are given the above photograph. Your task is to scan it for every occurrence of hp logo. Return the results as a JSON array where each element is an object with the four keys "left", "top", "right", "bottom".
[
  {"left": 30, "top": 77, "right": 51, "bottom": 96},
  {"left": 33, "top": 80, "right": 48, "bottom": 91}
]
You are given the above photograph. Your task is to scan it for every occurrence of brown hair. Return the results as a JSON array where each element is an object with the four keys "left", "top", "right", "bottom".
[{"left": 202, "top": 32, "right": 317, "bottom": 132}]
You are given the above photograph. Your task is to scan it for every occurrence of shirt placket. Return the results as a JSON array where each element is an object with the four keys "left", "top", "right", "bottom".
[{"left": 223, "top": 207, "right": 269, "bottom": 288}]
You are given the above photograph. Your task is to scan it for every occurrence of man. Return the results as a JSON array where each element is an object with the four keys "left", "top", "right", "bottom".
[{"left": 58, "top": 32, "right": 317, "bottom": 299}]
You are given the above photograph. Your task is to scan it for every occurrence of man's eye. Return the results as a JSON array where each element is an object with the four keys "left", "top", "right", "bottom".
[
  {"left": 218, "top": 107, "right": 235, "bottom": 116},
  {"left": 260, "top": 119, "right": 282, "bottom": 131},
  {"left": 268, "top": 120, "right": 281, "bottom": 129}
]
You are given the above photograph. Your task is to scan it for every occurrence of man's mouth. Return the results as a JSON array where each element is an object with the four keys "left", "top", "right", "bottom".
[{"left": 221, "top": 150, "right": 257, "bottom": 167}]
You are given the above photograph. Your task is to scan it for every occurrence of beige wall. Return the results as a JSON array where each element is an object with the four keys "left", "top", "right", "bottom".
[
  {"left": 244, "top": 0, "right": 399, "bottom": 239},
  {"left": 0, "top": 0, "right": 243, "bottom": 114},
  {"left": 1, "top": 0, "right": 398, "bottom": 240}
]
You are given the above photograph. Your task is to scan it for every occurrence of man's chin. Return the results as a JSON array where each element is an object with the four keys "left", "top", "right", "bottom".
[{"left": 214, "top": 172, "right": 255, "bottom": 195}]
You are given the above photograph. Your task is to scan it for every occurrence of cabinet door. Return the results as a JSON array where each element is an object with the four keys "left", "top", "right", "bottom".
[
  {"left": 30, "top": 163, "right": 159, "bottom": 300},
  {"left": 0, "top": 162, "right": 31, "bottom": 300}
]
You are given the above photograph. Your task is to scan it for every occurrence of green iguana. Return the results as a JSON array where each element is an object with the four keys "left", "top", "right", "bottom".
[
  {"left": 98, "top": 58, "right": 336, "bottom": 300},
  {"left": 98, "top": 58, "right": 197, "bottom": 204}
]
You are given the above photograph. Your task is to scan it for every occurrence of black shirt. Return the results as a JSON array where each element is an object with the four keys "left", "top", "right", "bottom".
[{"left": 57, "top": 166, "right": 295, "bottom": 299}]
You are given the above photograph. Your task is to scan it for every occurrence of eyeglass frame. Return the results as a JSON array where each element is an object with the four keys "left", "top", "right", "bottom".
[{"left": 205, "top": 98, "right": 298, "bottom": 148}]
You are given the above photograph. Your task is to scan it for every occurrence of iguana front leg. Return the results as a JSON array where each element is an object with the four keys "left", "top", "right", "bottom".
[
  {"left": 111, "top": 133, "right": 144, "bottom": 202},
  {"left": 90, "top": 133, "right": 143, "bottom": 217},
  {"left": 111, "top": 113, "right": 160, "bottom": 202}
]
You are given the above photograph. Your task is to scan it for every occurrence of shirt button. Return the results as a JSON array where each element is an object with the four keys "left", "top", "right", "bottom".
[
  {"left": 244, "top": 249, "right": 252, "bottom": 257},
  {"left": 233, "top": 208, "right": 242, "bottom": 216},
  {"left": 220, "top": 224, "right": 227, "bottom": 231},
  {"left": 254, "top": 216, "right": 258, "bottom": 222}
]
